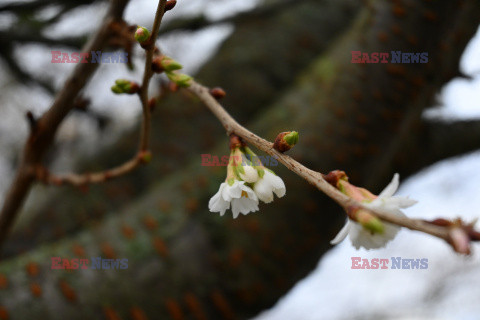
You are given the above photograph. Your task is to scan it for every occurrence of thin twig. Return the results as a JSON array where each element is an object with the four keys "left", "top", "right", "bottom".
[
  {"left": 138, "top": 0, "right": 167, "bottom": 151},
  {"left": 187, "top": 81, "right": 455, "bottom": 245},
  {"left": 0, "top": 0, "right": 131, "bottom": 253},
  {"left": 34, "top": 0, "right": 169, "bottom": 189}
]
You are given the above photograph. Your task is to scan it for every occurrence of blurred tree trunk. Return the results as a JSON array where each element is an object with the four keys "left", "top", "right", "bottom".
[
  {"left": 0, "top": 0, "right": 479, "bottom": 319},
  {"left": 5, "top": 0, "right": 361, "bottom": 257}
]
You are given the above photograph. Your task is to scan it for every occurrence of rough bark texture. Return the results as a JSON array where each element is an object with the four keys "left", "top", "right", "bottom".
[{"left": 0, "top": 0, "right": 479, "bottom": 319}]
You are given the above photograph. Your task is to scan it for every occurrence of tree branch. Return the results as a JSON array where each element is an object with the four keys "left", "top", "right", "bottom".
[
  {"left": 32, "top": 0, "right": 168, "bottom": 188},
  {"left": 138, "top": 0, "right": 167, "bottom": 151},
  {"left": 187, "top": 80, "right": 477, "bottom": 253},
  {"left": 0, "top": 0, "right": 131, "bottom": 253}
]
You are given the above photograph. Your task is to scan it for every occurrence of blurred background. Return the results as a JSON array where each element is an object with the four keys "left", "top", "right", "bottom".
[{"left": 0, "top": 0, "right": 479, "bottom": 319}]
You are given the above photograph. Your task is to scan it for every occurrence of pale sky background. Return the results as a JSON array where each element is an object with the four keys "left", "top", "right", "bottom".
[{"left": 0, "top": 1, "right": 479, "bottom": 319}]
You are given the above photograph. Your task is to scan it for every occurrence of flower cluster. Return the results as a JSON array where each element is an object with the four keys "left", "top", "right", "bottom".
[
  {"left": 209, "top": 141, "right": 286, "bottom": 219},
  {"left": 330, "top": 173, "right": 417, "bottom": 249}
]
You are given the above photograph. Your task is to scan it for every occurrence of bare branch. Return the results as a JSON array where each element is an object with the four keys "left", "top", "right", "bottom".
[
  {"left": 138, "top": 0, "right": 168, "bottom": 151},
  {"left": 0, "top": 0, "right": 131, "bottom": 253},
  {"left": 187, "top": 80, "right": 478, "bottom": 253}
]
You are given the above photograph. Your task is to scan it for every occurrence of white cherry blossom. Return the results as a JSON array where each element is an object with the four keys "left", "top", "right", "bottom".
[{"left": 331, "top": 174, "right": 417, "bottom": 249}]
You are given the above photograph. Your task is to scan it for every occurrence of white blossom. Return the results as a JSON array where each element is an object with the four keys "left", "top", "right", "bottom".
[
  {"left": 330, "top": 173, "right": 417, "bottom": 250},
  {"left": 253, "top": 170, "right": 286, "bottom": 203},
  {"left": 238, "top": 164, "right": 259, "bottom": 183},
  {"left": 209, "top": 180, "right": 259, "bottom": 218}
]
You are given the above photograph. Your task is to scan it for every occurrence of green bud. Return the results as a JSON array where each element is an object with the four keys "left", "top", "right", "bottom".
[
  {"left": 227, "top": 178, "right": 235, "bottom": 186},
  {"left": 273, "top": 131, "right": 299, "bottom": 153},
  {"left": 111, "top": 79, "right": 139, "bottom": 94},
  {"left": 161, "top": 56, "right": 183, "bottom": 72},
  {"left": 166, "top": 72, "right": 193, "bottom": 87},
  {"left": 284, "top": 131, "right": 299, "bottom": 146},
  {"left": 141, "top": 152, "right": 152, "bottom": 163},
  {"left": 111, "top": 85, "right": 123, "bottom": 94},
  {"left": 135, "top": 26, "right": 150, "bottom": 43}
]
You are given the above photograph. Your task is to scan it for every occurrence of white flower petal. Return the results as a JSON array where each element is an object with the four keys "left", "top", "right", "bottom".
[
  {"left": 254, "top": 180, "right": 274, "bottom": 203},
  {"left": 226, "top": 181, "right": 243, "bottom": 199},
  {"left": 231, "top": 200, "right": 241, "bottom": 218},
  {"left": 330, "top": 219, "right": 351, "bottom": 245},
  {"left": 268, "top": 172, "right": 286, "bottom": 198},
  {"left": 394, "top": 196, "right": 418, "bottom": 208},
  {"left": 331, "top": 174, "right": 417, "bottom": 250},
  {"left": 239, "top": 165, "right": 259, "bottom": 183},
  {"left": 253, "top": 170, "right": 286, "bottom": 203},
  {"left": 348, "top": 220, "right": 401, "bottom": 250},
  {"left": 239, "top": 183, "right": 258, "bottom": 201},
  {"left": 209, "top": 183, "right": 230, "bottom": 215},
  {"left": 378, "top": 173, "right": 399, "bottom": 198},
  {"left": 210, "top": 178, "right": 261, "bottom": 219}
]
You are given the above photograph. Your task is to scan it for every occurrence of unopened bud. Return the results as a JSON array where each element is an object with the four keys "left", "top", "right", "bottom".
[
  {"left": 323, "top": 170, "right": 348, "bottom": 187},
  {"left": 273, "top": 131, "right": 298, "bottom": 153},
  {"left": 151, "top": 57, "right": 164, "bottom": 73},
  {"left": 148, "top": 98, "right": 157, "bottom": 112},
  {"left": 166, "top": 72, "right": 192, "bottom": 88},
  {"left": 209, "top": 87, "right": 226, "bottom": 100},
  {"left": 169, "top": 82, "right": 179, "bottom": 92},
  {"left": 111, "top": 79, "right": 140, "bottom": 94},
  {"left": 138, "top": 151, "right": 152, "bottom": 164},
  {"left": 160, "top": 56, "right": 183, "bottom": 72},
  {"left": 165, "top": 0, "right": 177, "bottom": 11},
  {"left": 135, "top": 26, "right": 150, "bottom": 43},
  {"left": 353, "top": 208, "right": 385, "bottom": 234},
  {"left": 229, "top": 135, "right": 245, "bottom": 150}
]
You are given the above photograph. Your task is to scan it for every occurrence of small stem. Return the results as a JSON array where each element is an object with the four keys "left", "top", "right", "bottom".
[
  {"left": 187, "top": 80, "right": 453, "bottom": 246},
  {"left": 138, "top": 0, "right": 167, "bottom": 151}
]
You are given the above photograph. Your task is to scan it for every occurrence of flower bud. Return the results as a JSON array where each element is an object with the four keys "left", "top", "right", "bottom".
[
  {"left": 209, "top": 87, "right": 226, "bottom": 100},
  {"left": 111, "top": 79, "right": 140, "bottom": 94},
  {"left": 238, "top": 164, "right": 259, "bottom": 183},
  {"left": 148, "top": 98, "right": 157, "bottom": 112},
  {"left": 151, "top": 57, "right": 164, "bottom": 73},
  {"left": 166, "top": 72, "right": 192, "bottom": 88},
  {"left": 138, "top": 150, "right": 152, "bottom": 164},
  {"left": 160, "top": 56, "right": 183, "bottom": 72},
  {"left": 135, "top": 26, "right": 150, "bottom": 43},
  {"left": 273, "top": 131, "right": 298, "bottom": 153},
  {"left": 165, "top": 0, "right": 177, "bottom": 12}
]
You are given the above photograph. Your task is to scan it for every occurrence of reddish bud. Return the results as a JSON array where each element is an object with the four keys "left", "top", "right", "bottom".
[
  {"left": 168, "top": 82, "right": 179, "bottom": 92},
  {"left": 323, "top": 170, "right": 348, "bottom": 187},
  {"left": 209, "top": 87, "right": 226, "bottom": 100},
  {"left": 138, "top": 151, "right": 152, "bottom": 164},
  {"left": 229, "top": 134, "right": 245, "bottom": 150},
  {"left": 273, "top": 131, "right": 298, "bottom": 153},
  {"left": 426, "top": 218, "right": 452, "bottom": 227},
  {"left": 151, "top": 57, "right": 164, "bottom": 73},
  {"left": 165, "top": 0, "right": 177, "bottom": 12},
  {"left": 148, "top": 98, "right": 157, "bottom": 112}
]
